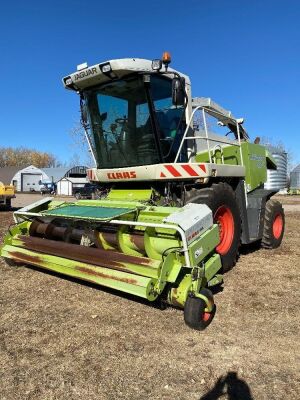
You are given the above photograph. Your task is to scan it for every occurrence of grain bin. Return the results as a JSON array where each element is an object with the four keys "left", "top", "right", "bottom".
[
  {"left": 265, "top": 148, "right": 288, "bottom": 191},
  {"left": 290, "top": 164, "right": 300, "bottom": 189}
]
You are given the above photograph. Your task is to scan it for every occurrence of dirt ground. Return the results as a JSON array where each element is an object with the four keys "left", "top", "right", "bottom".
[
  {"left": 0, "top": 195, "right": 299, "bottom": 400},
  {"left": 10, "top": 193, "right": 75, "bottom": 208},
  {"left": 273, "top": 194, "right": 300, "bottom": 206}
]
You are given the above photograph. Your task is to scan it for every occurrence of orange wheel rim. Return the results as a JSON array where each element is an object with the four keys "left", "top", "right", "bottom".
[
  {"left": 202, "top": 312, "right": 211, "bottom": 322},
  {"left": 214, "top": 206, "right": 235, "bottom": 255},
  {"left": 273, "top": 213, "right": 283, "bottom": 239}
]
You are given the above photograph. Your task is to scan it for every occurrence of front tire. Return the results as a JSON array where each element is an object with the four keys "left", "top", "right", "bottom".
[
  {"left": 261, "top": 199, "right": 285, "bottom": 248},
  {"left": 186, "top": 183, "right": 241, "bottom": 272},
  {"left": 184, "top": 288, "right": 215, "bottom": 330}
]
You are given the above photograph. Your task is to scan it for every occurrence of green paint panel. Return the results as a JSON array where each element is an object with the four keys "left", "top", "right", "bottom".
[
  {"left": 204, "top": 253, "right": 222, "bottom": 282},
  {"left": 188, "top": 225, "right": 220, "bottom": 266},
  {"left": 42, "top": 205, "right": 136, "bottom": 220},
  {"left": 168, "top": 274, "right": 192, "bottom": 308},
  {"left": 241, "top": 143, "right": 267, "bottom": 190},
  {"left": 195, "top": 142, "right": 268, "bottom": 191},
  {"left": 107, "top": 189, "right": 153, "bottom": 201}
]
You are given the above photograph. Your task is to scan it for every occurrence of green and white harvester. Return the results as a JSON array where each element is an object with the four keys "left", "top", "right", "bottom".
[{"left": 1, "top": 53, "right": 285, "bottom": 329}]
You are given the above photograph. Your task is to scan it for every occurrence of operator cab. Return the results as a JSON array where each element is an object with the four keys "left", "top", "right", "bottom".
[
  {"left": 63, "top": 55, "right": 189, "bottom": 169},
  {"left": 84, "top": 74, "right": 185, "bottom": 168}
]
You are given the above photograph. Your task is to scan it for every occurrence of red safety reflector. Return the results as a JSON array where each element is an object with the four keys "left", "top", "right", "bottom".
[
  {"left": 160, "top": 172, "right": 166, "bottom": 178},
  {"left": 165, "top": 165, "right": 182, "bottom": 177},
  {"left": 199, "top": 164, "right": 206, "bottom": 173},
  {"left": 181, "top": 164, "right": 199, "bottom": 176}
]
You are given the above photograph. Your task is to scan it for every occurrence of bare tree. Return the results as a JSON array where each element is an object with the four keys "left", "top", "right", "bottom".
[{"left": 69, "top": 122, "right": 94, "bottom": 167}]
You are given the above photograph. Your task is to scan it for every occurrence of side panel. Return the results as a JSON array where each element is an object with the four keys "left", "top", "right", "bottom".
[
  {"left": 196, "top": 143, "right": 268, "bottom": 191},
  {"left": 241, "top": 143, "right": 268, "bottom": 191}
]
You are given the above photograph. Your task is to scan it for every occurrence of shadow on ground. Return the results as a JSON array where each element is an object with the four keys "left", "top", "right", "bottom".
[
  {"left": 240, "top": 241, "right": 261, "bottom": 255},
  {"left": 200, "top": 371, "right": 253, "bottom": 400}
]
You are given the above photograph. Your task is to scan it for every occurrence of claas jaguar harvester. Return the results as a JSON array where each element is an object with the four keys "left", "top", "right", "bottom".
[{"left": 1, "top": 53, "right": 285, "bottom": 330}]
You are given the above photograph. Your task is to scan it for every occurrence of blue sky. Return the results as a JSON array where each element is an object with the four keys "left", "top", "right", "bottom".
[{"left": 0, "top": 0, "right": 299, "bottom": 165}]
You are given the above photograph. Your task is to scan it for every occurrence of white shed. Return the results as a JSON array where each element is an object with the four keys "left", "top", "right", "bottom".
[{"left": 57, "top": 177, "right": 88, "bottom": 196}]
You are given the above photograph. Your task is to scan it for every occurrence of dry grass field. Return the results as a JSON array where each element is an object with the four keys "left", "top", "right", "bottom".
[{"left": 0, "top": 195, "right": 299, "bottom": 399}]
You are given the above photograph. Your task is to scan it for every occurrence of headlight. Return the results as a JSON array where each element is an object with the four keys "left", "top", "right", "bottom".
[
  {"left": 152, "top": 59, "right": 162, "bottom": 71},
  {"left": 64, "top": 77, "right": 73, "bottom": 85},
  {"left": 99, "top": 62, "right": 117, "bottom": 79},
  {"left": 100, "top": 63, "right": 111, "bottom": 73}
]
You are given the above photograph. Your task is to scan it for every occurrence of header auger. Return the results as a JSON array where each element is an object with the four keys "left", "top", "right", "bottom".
[{"left": 1, "top": 53, "right": 285, "bottom": 329}]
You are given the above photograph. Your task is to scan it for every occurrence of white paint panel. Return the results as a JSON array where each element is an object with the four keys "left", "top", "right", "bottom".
[
  {"left": 88, "top": 163, "right": 245, "bottom": 183},
  {"left": 163, "top": 203, "right": 213, "bottom": 244}
]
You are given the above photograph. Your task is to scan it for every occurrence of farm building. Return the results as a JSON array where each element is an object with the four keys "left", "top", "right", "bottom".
[
  {"left": 57, "top": 177, "right": 88, "bottom": 196},
  {"left": 0, "top": 166, "right": 23, "bottom": 186},
  {"left": 10, "top": 165, "right": 50, "bottom": 192},
  {"left": 0, "top": 165, "right": 88, "bottom": 194}
]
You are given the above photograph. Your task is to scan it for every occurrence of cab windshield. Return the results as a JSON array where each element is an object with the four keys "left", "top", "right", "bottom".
[{"left": 84, "top": 74, "right": 185, "bottom": 168}]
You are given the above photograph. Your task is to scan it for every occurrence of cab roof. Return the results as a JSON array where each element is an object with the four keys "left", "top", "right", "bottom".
[{"left": 62, "top": 58, "right": 190, "bottom": 91}]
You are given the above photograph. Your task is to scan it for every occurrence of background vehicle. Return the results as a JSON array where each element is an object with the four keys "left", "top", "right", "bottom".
[
  {"left": 0, "top": 53, "right": 285, "bottom": 329},
  {"left": 73, "top": 183, "right": 98, "bottom": 199},
  {"left": 0, "top": 181, "right": 15, "bottom": 209},
  {"left": 40, "top": 182, "right": 56, "bottom": 195}
]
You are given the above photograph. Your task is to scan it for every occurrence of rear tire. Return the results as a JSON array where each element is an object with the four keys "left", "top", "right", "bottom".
[
  {"left": 261, "top": 199, "right": 285, "bottom": 248},
  {"left": 5, "top": 198, "right": 11, "bottom": 209},
  {"left": 75, "top": 192, "right": 81, "bottom": 200},
  {"left": 184, "top": 288, "right": 215, "bottom": 330},
  {"left": 186, "top": 183, "right": 241, "bottom": 272}
]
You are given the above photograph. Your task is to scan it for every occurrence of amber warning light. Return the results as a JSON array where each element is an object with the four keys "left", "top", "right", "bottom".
[{"left": 162, "top": 51, "right": 171, "bottom": 69}]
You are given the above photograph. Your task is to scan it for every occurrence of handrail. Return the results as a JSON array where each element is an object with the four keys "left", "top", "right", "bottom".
[
  {"left": 174, "top": 105, "right": 244, "bottom": 167},
  {"left": 202, "top": 108, "right": 212, "bottom": 163},
  {"left": 13, "top": 209, "right": 192, "bottom": 269},
  {"left": 111, "top": 219, "right": 191, "bottom": 268},
  {"left": 236, "top": 120, "right": 244, "bottom": 166},
  {"left": 174, "top": 105, "right": 203, "bottom": 163},
  {"left": 184, "top": 136, "right": 241, "bottom": 147}
]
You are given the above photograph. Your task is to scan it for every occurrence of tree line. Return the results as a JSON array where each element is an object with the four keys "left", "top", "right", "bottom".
[{"left": 0, "top": 146, "right": 58, "bottom": 168}]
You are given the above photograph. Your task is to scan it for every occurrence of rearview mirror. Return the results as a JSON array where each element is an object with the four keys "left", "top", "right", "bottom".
[{"left": 172, "top": 77, "right": 185, "bottom": 106}]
